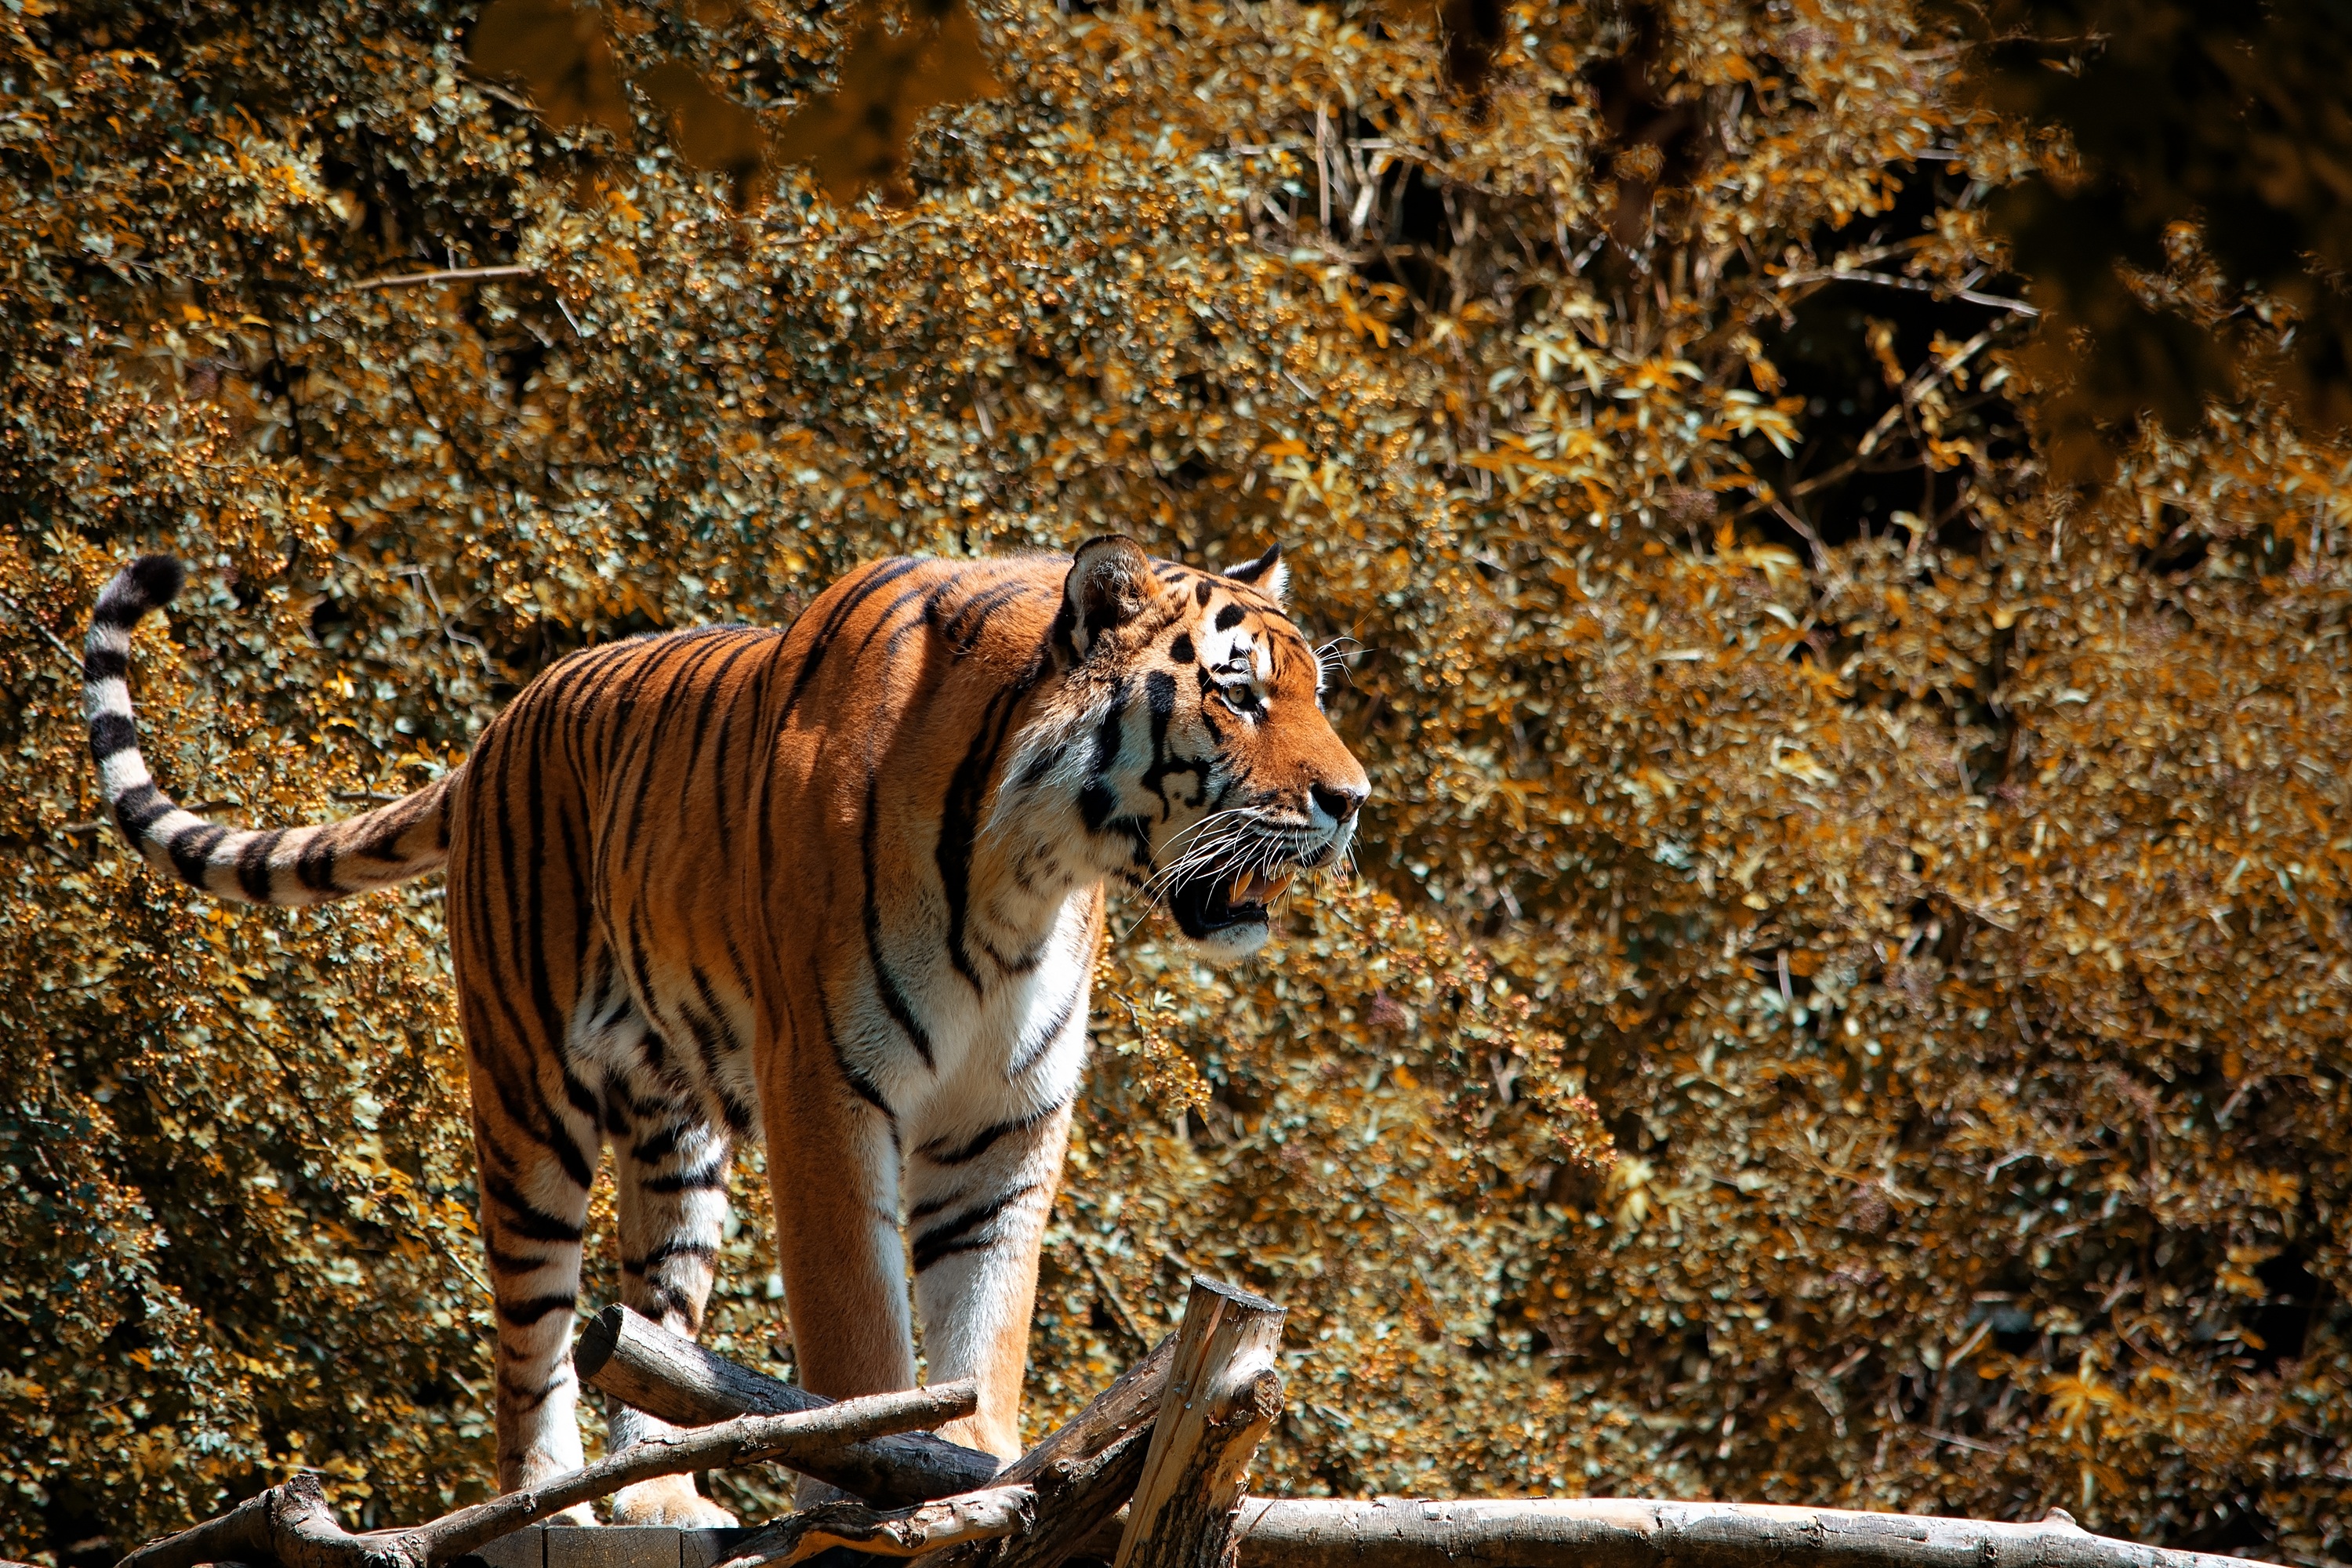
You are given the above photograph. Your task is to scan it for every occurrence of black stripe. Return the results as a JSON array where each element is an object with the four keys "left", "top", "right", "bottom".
[
  {"left": 358, "top": 796, "right": 422, "bottom": 862},
  {"left": 852, "top": 579, "right": 946, "bottom": 671},
  {"left": 483, "top": 1171, "right": 585, "bottom": 1243},
  {"left": 1090, "top": 677, "right": 1131, "bottom": 773},
  {"left": 296, "top": 831, "right": 338, "bottom": 891},
  {"left": 684, "top": 964, "right": 745, "bottom": 1080},
  {"left": 88, "top": 712, "right": 136, "bottom": 759},
  {"left": 1079, "top": 782, "right": 1116, "bottom": 832},
  {"left": 167, "top": 822, "right": 230, "bottom": 885},
  {"left": 615, "top": 633, "right": 739, "bottom": 869},
  {"left": 83, "top": 645, "right": 128, "bottom": 681},
  {"left": 938, "top": 668, "right": 1047, "bottom": 992},
  {"left": 1018, "top": 742, "right": 1066, "bottom": 789},
  {"left": 114, "top": 782, "right": 172, "bottom": 837},
  {"left": 1009, "top": 982, "right": 1085, "bottom": 1078},
  {"left": 1138, "top": 669, "right": 1197, "bottom": 817},
  {"left": 908, "top": 1189, "right": 964, "bottom": 1221},
  {"left": 512, "top": 692, "right": 594, "bottom": 1192},
  {"left": 917, "top": 1100, "right": 1064, "bottom": 1166},
  {"left": 644, "top": 1156, "right": 728, "bottom": 1194},
  {"left": 497, "top": 1291, "right": 579, "bottom": 1327},
  {"left": 236, "top": 828, "right": 288, "bottom": 902},
  {"left": 861, "top": 772, "right": 935, "bottom": 1067},
  {"left": 632, "top": 1124, "right": 686, "bottom": 1164},
  {"left": 911, "top": 1183, "right": 1039, "bottom": 1273},
  {"left": 681, "top": 633, "right": 767, "bottom": 789},
  {"left": 499, "top": 1373, "right": 562, "bottom": 1411},
  {"left": 942, "top": 578, "right": 1030, "bottom": 656},
  {"left": 782, "top": 558, "right": 924, "bottom": 720},
  {"left": 813, "top": 961, "right": 895, "bottom": 1120},
  {"left": 624, "top": 1238, "right": 719, "bottom": 1276},
  {"left": 560, "top": 1070, "right": 601, "bottom": 1125}
]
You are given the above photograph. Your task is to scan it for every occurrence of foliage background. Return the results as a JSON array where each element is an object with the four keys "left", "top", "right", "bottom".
[{"left": 3, "top": 0, "right": 2349, "bottom": 1564}]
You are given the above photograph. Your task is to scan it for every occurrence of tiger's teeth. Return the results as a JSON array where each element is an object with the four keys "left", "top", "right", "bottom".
[{"left": 1226, "top": 870, "right": 1294, "bottom": 905}]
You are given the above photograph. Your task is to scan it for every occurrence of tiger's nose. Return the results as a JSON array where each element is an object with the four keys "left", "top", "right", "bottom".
[{"left": 1311, "top": 781, "right": 1366, "bottom": 823}]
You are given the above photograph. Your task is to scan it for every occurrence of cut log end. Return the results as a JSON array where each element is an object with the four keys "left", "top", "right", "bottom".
[{"left": 1113, "top": 1276, "right": 1287, "bottom": 1568}]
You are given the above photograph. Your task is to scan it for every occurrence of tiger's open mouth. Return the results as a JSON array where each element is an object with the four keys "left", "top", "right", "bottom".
[{"left": 1167, "top": 866, "right": 1297, "bottom": 938}]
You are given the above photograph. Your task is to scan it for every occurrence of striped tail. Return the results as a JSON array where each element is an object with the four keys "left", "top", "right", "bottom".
[{"left": 83, "top": 555, "right": 460, "bottom": 906}]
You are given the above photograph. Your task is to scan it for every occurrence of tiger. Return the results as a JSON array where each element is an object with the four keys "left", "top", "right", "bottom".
[{"left": 83, "top": 536, "right": 1369, "bottom": 1524}]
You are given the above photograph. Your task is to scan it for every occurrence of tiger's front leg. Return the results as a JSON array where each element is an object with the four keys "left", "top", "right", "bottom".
[{"left": 905, "top": 1100, "right": 1075, "bottom": 1459}]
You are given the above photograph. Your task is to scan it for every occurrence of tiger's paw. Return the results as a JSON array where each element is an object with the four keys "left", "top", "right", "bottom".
[
  {"left": 543, "top": 1504, "right": 598, "bottom": 1527},
  {"left": 609, "top": 1477, "right": 739, "bottom": 1528}
]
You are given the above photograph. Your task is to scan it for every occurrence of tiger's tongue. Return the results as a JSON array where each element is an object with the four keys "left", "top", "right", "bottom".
[{"left": 1228, "top": 869, "right": 1294, "bottom": 905}]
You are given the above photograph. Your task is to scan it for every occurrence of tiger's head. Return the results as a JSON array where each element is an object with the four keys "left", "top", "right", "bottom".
[{"left": 1028, "top": 534, "right": 1371, "bottom": 963}]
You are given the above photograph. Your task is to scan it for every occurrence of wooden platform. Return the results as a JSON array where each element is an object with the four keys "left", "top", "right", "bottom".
[{"left": 470, "top": 1526, "right": 754, "bottom": 1568}]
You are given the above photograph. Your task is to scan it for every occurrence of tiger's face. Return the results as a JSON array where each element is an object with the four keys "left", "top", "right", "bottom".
[{"left": 1047, "top": 535, "right": 1371, "bottom": 962}]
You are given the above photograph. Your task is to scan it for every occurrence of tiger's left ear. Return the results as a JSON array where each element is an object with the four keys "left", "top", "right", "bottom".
[
  {"left": 1064, "top": 535, "right": 1165, "bottom": 659},
  {"left": 1223, "top": 543, "right": 1288, "bottom": 604}
]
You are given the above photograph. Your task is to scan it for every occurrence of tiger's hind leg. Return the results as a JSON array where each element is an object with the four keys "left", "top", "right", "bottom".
[
  {"left": 602, "top": 1060, "right": 740, "bottom": 1526},
  {"left": 474, "top": 1105, "right": 598, "bottom": 1523}
]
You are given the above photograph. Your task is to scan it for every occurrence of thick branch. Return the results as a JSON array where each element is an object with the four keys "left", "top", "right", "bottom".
[
  {"left": 1232, "top": 1498, "right": 2272, "bottom": 1568},
  {"left": 920, "top": 1330, "right": 1174, "bottom": 1568},
  {"left": 117, "top": 1381, "right": 976, "bottom": 1568},
  {"left": 574, "top": 1304, "right": 1001, "bottom": 1506},
  {"left": 711, "top": 1485, "right": 1035, "bottom": 1568}
]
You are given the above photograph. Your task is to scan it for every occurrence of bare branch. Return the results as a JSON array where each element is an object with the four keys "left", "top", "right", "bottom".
[
  {"left": 1775, "top": 267, "right": 2039, "bottom": 318},
  {"left": 354, "top": 265, "right": 538, "bottom": 292},
  {"left": 115, "top": 1381, "right": 978, "bottom": 1568},
  {"left": 1232, "top": 1498, "right": 2274, "bottom": 1568}
]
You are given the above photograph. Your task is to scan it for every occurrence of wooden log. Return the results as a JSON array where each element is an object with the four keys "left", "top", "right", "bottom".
[
  {"left": 1229, "top": 1498, "right": 2275, "bottom": 1568},
  {"left": 1112, "top": 1279, "right": 1285, "bottom": 1568},
  {"left": 115, "top": 1381, "right": 977, "bottom": 1568},
  {"left": 711, "top": 1485, "right": 1036, "bottom": 1568},
  {"left": 573, "top": 1304, "right": 1001, "bottom": 1507},
  {"left": 918, "top": 1329, "right": 1176, "bottom": 1568}
]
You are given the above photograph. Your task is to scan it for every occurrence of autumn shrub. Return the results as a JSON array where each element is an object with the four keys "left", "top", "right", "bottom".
[{"left": 2, "top": 0, "right": 2347, "bottom": 1565}]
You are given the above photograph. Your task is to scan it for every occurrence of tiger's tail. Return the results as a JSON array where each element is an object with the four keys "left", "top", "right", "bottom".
[{"left": 83, "top": 555, "right": 459, "bottom": 906}]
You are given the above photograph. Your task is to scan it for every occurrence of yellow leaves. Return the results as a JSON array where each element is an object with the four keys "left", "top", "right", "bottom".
[
  {"left": 1769, "top": 740, "right": 1837, "bottom": 787},
  {"left": 1708, "top": 390, "right": 1800, "bottom": 457}
]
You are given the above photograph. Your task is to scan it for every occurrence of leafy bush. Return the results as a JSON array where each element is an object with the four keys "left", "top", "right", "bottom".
[{"left": 2, "top": 0, "right": 2346, "bottom": 1563}]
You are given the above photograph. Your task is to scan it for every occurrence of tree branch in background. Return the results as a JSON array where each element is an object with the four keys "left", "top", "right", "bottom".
[{"left": 354, "top": 265, "right": 539, "bottom": 292}]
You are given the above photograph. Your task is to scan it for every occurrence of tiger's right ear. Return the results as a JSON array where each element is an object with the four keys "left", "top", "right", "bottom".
[{"left": 1062, "top": 535, "right": 1161, "bottom": 659}]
